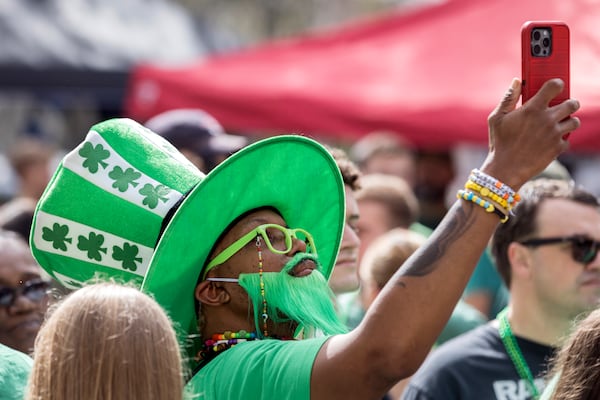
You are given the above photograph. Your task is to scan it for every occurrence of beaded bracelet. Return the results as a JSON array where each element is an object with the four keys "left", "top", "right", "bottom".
[
  {"left": 465, "top": 180, "right": 511, "bottom": 210},
  {"left": 469, "top": 169, "right": 520, "bottom": 208},
  {"left": 457, "top": 189, "right": 509, "bottom": 223}
]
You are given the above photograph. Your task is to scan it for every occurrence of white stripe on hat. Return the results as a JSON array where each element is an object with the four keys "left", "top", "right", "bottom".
[
  {"left": 32, "top": 211, "right": 152, "bottom": 278},
  {"left": 63, "top": 130, "right": 184, "bottom": 218}
]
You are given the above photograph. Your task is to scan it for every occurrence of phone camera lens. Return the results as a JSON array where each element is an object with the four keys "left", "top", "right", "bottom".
[
  {"left": 533, "top": 45, "right": 541, "bottom": 55},
  {"left": 542, "top": 38, "right": 550, "bottom": 47},
  {"left": 533, "top": 31, "right": 541, "bottom": 40}
]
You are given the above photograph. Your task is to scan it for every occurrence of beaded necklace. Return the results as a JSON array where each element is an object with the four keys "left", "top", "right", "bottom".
[
  {"left": 195, "top": 329, "right": 294, "bottom": 372},
  {"left": 193, "top": 329, "right": 257, "bottom": 372},
  {"left": 497, "top": 308, "right": 540, "bottom": 399}
]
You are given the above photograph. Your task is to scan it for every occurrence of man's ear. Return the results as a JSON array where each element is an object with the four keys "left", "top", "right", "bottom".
[
  {"left": 195, "top": 281, "right": 231, "bottom": 306},
  {"left": 508, "top": 242, "right": 532, "bottom": 279}
]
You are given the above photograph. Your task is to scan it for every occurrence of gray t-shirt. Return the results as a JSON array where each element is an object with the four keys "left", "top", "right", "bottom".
[{"left": 402, "top": 322, "right": 554, "bottom": 400}]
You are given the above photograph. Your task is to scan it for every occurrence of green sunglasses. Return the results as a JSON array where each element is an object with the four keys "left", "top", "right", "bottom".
[{"left": 203, "top": 224, "right": 317, "bottom": 279}]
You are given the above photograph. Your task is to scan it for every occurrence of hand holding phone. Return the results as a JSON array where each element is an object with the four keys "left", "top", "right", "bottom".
[{"left": 521, "top": 21, "right": 570, "bottom": 106}]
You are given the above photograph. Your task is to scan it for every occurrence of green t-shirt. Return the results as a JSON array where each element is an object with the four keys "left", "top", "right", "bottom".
[
  {"left": 0, "top": 343, "right": 33, "bottom": 400},
  {"left": 185, "top": 337, "right": 329, "bottom": 400}
]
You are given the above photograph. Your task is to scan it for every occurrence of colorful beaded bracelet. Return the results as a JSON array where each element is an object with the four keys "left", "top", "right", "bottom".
[
  {"left": 465, "top": 180, "right": 512, "bottom": 210},
  {"left": 469, "top": 169, "right": 520, "bottom": 207},
  {"left": 469, "top": 172, "right": 519, "bottom": 205},
  {"left": 457, "top": 189, "right": 509, "bottom": 223}
]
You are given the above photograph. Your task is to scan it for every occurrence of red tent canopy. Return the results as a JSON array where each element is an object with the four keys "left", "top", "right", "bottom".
[{"left": 124, "top": 0, "right": 600, "bottom": 151}]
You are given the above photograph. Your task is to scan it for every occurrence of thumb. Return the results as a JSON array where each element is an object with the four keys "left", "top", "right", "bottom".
[{"left": 490, "top": 78, "right": 521, "bottom": 118}]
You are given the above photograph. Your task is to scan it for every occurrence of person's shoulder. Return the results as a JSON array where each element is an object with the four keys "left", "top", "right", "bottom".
[
  {"left": 411, "top": 322, "right": 501, "bottom": 374},
  {"left": 196, "top": 337, "right": 329, "bottom": 377},
  {"left": 189, "top": 338, "right": 328, "bottom": 399},
  {"left": 0, "top": 344, "right": 32, "bottom": 400},
  {"left": 433, "top": 321, "right": 499, "bottom": 356},
  {"left": 0, "top": 343, "right": 32, "bottom": 370},
  {"left": 403, "top": 323, "right": 502, "bottom": 399}
]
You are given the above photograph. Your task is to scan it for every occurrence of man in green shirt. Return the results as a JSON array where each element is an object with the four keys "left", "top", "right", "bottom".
[{"left": 32, "top": 78, "right": 579, "bottom": 400}]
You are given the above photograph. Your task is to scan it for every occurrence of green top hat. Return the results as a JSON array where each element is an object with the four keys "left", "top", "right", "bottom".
[
  {"left": 30, "top": 119, "right": 203, "bottom": 289},
  {"left": 31, "top": 118, "right": 345, "bottom": 357}
]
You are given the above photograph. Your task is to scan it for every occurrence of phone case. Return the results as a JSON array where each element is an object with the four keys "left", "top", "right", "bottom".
[{"left": 521, "top": 21, "right": 570, "bottom": 106}]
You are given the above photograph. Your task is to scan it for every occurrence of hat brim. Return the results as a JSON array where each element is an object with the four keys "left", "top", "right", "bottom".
[{"left": 141, "top": 135, "right": 345, "bottom": 354}]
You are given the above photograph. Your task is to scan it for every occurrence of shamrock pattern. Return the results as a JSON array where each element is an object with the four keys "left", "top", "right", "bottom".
[
  {"left": 75, "top": 137, "right": 175, "bottom": 212},
  {"left": 113, "top": 242, "right": 142, "bottom": 271},
  {"left": 77, "top": 232, "right": 107, "bottom": 261},
  {"left": 41, "top": 223, "right": 73, "bottom": 251},
  {"left": 79, "top": 142, "right": 110, "bottom": 173},
  {"left": 108, "top": 166, "right": 141, "bottom": 192},
  {"left": 39, "top": 220, "right": 147, "bottom": 274},
  {"left": 139, "top": 183, "right": 171, "bottom": 209}
]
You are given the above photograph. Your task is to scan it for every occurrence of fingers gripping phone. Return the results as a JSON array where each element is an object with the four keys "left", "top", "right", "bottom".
[{"left": 521, "top": 21, "right": 570, "bottom": 106}]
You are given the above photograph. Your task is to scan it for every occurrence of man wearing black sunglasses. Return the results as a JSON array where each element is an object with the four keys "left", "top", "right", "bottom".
[
  {"left": 403, "top": 178, "right": 600, "bottom": 400},
  {"left": 0, "top": 230, "right": 49, "bottom": 355},
  {"left": 0, "top": 230, "right": 50, "bottom": 399}
]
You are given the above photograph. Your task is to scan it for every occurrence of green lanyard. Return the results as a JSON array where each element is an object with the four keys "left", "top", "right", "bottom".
[{"left": 498, "top": 308, "right": 540, "bottom": 399}]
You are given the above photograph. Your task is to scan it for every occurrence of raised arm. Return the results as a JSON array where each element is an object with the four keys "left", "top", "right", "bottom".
[{"left": 312, "top": 78, "right": 580, "bottom": 400}]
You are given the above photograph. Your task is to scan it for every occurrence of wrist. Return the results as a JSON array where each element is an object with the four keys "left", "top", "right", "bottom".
[{"left": 479, "top": 158, "right": 529, "bottom": 192}]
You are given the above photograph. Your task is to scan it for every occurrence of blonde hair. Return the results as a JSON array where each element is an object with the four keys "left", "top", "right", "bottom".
[
  {"left": 355, "top": 174, "right": 420, "bottom": 229},
  {"left": 26, "top": 283, "right": 183, "bottom": 400},
  {"left": 547, "top": 308, "right": 600, "bottom": 400},
  {"left": 360, "top": 228, "right": 427, "bottom": 290}
]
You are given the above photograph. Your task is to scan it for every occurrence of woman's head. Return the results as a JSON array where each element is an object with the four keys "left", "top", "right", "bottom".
[
  {"left": 549, "top": 308, "right": 600, "bottom": 400},
  {"left": 27, "top": 283, "right": 183, "bottom": 400}
]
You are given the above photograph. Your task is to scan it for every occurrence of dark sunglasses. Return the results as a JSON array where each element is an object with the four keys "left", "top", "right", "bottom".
[
  {"left": 0, "top": 279, "right": 50, "bottom": 308},
  {"left": 519, "top": 235, "right": 600, "bottom": 265}
]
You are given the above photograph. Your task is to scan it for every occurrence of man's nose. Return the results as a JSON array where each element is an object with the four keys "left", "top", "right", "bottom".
[
  {"left": 287, "top": 237, "right": 308, "bottom": 255},
  {"left": 7, "top": 292, "right": 41, "bottom": 315}
]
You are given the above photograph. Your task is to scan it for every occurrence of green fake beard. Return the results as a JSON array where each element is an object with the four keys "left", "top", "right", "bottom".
[{"left": 238, "top": 253, "right": 348, "bottom": 339}]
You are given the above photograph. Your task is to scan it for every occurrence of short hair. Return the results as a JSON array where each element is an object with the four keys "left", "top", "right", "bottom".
[
  {"left": 355, "top": 174, "right": 419, "bottom": 228},
  {"left": 490, "top": 179, "right": 599, "bottom": 287},
  {"left": 547, "top": 308, "right": 600, "bottom": 399},
  {"left": 26, "top": 283, "right": 184, "bottom": 400},
  {"left": 7, "top": 138, "right": 55, "bottom": 177},
  {"left": 360, "top": 228, "right": 427, "bottom": 289},
  {"left": 0, "top": 228, "right": 27, "bottom": 246},
  {"left": 349, "top": 131, "right": 415, "bottom": 169},
  {"left": 328, "top": 146, "right": 362, "bottom": 191},
  {"left": 0, "top": 228, "right": 34, "bottom": 260},
  {"left": 0, "top": 197, "right": 37, "bottom": 241}
]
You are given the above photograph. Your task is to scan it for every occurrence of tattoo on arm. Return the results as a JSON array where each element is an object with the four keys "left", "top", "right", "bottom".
[{"left": 398, "top": 204, "right": 474, "bottom": 280}]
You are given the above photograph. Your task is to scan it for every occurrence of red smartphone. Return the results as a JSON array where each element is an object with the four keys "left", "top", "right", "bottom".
[{"left": 521, "top": 21, "right": 570, "bottom": 106}]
